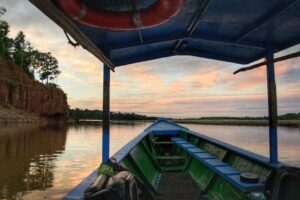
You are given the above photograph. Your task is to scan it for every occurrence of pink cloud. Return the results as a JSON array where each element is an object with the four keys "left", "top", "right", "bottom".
[
  {"left": 223, "top": 60, "right": 292, "bottom": 90},
  {"left": 166, "top": 68, "right": 221, "bottom": 95}
]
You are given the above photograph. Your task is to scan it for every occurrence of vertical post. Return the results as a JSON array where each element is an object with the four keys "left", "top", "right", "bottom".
[
  {"left": 102, "top": 64, "right": 110, "bottom": 163},
  {"left": 266, "top": 44, "right": 278, "bottom": 165}
]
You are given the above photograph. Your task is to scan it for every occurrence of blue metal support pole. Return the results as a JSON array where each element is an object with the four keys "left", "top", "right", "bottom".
[
  {"left": 102, "top": 64, "right": 110, "bottom": 163},
  {"left": 266, "top": 45, "right": 278, "bottom": 165}
]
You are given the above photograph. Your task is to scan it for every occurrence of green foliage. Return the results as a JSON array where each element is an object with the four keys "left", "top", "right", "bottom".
[
  {"left": 69, "top": 108, "right": 157, "bottom": 121},
  {"left": 184, "top": 113, "right": 300, "bottom": 121},
  {"left": 278, "top": 113, "right": 300, "bottom": 120},
  {"left": 0, "top": 10, "right": 13, "bottom": 58},
  {"left": 11, "top": 31, "right": 35, "bottom": 79},
  {"left": 31, "top": 52, "right": 61, "bottom": 84},
  {"left": 0, "top": 8, "right": 61, "bottom": 84}
]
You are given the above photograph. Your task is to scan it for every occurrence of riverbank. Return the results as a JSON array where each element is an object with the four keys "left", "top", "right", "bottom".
[
  {"left": 0, "top": 105, "right": 40, "bottom": 123},
  {"left": 174, "top": 119, "right": 300, "bottom": 126},
  {"left": 67, "top": 119, "right": 300, "bottom": 127}
]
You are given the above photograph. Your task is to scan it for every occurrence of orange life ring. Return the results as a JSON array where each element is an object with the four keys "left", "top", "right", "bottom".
[{"left": 57, "top": 0, "right": 185, "bottom": 30}]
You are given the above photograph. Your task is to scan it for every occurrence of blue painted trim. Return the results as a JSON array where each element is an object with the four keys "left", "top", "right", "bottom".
[
  {"left": 152, "top": 130, "right": 180, "bottom": 136},
  {"left": 186, "top": 129, "right": 281, "bottom": 168},
  {"left": 63, "top": 170, "right": 98, "bottom": 200},
  {"left": 104, "top": 65, "right": 110, "bottom": 81},
  {"left": 266, "top": 45, "right": 278, "bottom": 165},
  {"left": 269, "top": 127, "right": 278, "bottom": 164},
  {"left": 267, "top": 46, "right": 275, "bottom": 80},
  {"left": 144, "top": 118, "right": 189, "bottom": 132},
  {"left": 102, "top": 64, "right": 110, "bottom": 163},
  {"left": 172, "top": 137, "right": 265, "bottom": 192},
  {"left": 102, "top": 129, "right": 110, "bottom": 162}
]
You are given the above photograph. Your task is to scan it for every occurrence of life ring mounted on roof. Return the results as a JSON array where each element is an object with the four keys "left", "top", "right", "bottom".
[{"left": 56, "top": 0, "right": 185, "bottom": 31}]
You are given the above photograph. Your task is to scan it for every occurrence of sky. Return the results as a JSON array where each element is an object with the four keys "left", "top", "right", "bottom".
[{"left": 1, "top": 0, "right": 299, "bottom": 118}]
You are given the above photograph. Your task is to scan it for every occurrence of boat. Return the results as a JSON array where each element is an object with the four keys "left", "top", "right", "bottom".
[
  {"left": 63, "top": 118, "right": 300, "bottom": 200},
  {"left": 28, "top": 0, "right": 300, "bottom": 199}
]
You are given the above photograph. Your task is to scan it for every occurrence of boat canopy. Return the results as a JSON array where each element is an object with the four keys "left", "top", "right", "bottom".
[
  {"left": 30, "top": 0, "right": 300, "bottom": 70},
  {"left": 30, "top": 0, "right": 300, "bottom": 166}
]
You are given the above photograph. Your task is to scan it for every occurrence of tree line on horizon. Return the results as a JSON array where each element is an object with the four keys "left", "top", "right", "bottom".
[
  {"left": 0, "top": 7, "right": 60, "bottom": 86},
  {"left": 181, "top": 113, "right": 300, "bottom": 120},
  {"left": 69, "top": 108, "right": 300, "bottom": 121},
  {"left": 69, "top": 108, "right": 158, "bottom": 121}
]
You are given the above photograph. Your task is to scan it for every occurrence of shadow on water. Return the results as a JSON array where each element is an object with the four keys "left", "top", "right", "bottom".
[{"left": 0, "top": 124, "right": 67, "bottom": 199}]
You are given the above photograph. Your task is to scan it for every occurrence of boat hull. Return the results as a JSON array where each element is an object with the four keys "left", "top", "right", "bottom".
[{"left": 64, "top": 119, "right": 300, "bottom": 200}]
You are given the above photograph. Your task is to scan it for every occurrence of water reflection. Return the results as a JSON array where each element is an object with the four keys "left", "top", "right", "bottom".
[
  {"left": 0, "top": 122, "right": 299, "bottom": 200},
  {"left": 0, "top": 124, "right": 67, "bottom": 199}
]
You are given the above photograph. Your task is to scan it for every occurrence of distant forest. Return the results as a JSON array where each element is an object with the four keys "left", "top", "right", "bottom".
[
  {"left": 69, "top": 108, "right": 300, "bottom": 121},
  {"left": 183, "top": 113, "right": 300, "bottom": 120},
  {"left": 69, "top": 108, "right": 158, "bottom": 121}
]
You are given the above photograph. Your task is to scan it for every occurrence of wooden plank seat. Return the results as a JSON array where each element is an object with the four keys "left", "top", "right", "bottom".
[{"left": 171, "top": 137, "right": 265, "bottom": 192}]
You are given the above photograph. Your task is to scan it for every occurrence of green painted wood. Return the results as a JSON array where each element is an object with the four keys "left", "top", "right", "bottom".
[
  {"left": 188, "top": 159, "right": 215, "bottom": 190},
  {"left": 155, "top": 156, "right": 185, "bottom": 160},
  {"left": 188, "top": 136, "right": 200, "bottom": 145},
  {"left": 131, "top": 143, "right": 161, "bottom": 187},
  {"left": 199, "top": 141, "right": 227, "bottom": 160},
  {"left": 207, "top": 177, "right": 249, "bottom": 200},
  {"left": 160, "top": 166, "right": 185, "bottom": 172},
  {"left": 122, "top": 141, "right": 161, "bottom": 194},
  {"left": 122, "top": 156, "right": 158, "bottom": 196},
  {"left": 120, "top": 131, "right": 274, "bottom": 200},
  {"left": 141, "top": 140, "right": 162, "bottom": 170},
  {"left": 227, "top": 154, "right": 272, "bottom": 183},
  {"left": 176, "top": 135, "right": 268, "bottom": 199}
]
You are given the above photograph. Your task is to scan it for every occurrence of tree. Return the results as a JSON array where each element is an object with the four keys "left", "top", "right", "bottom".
[
  {"left": 12, "top": 31, "right": 35, "bottom": 79},
  {"left": 0, "top": 8, "right": 13, "bottom": 58},
  {"left": 31, "top": 52, "right": 61, "bottom": 84},
  {"left": 0, "top": 7, "right": 61, "bottom": 84}
]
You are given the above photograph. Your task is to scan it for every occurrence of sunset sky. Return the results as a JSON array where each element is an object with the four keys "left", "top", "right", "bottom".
[{"left": 1, "top": 0, "right": 300, "bottom": 118}]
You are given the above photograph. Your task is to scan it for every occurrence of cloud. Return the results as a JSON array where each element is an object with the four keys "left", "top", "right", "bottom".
[
  {"left": 2, "top": 1, "right": 299, "bottom": 117},
  {"left": 220, "top": 58, "right": 298, "bottom": 92},
  {"left": 68, "top": 92, "right": 300, "bottom": 118},
  {"left": 170, "top": 67, "right": 220, "bottom": 90}
]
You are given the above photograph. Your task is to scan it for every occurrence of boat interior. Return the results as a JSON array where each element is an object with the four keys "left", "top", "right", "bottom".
[
  {"left": 117, "top": 121, "right": 300, "bottom": 200},
  {"left": 72, "top": 119, "right": 300, "bottom": 200}
]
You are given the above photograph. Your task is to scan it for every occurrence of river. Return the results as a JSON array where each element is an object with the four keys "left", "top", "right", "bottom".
[{"left": 0, "top": 122, "right": 300, "bottom": 199}]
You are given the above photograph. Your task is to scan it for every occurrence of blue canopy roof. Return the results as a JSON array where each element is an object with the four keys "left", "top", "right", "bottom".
[{"left": 31, "top": 0, "right": 300, "bottom": 69}]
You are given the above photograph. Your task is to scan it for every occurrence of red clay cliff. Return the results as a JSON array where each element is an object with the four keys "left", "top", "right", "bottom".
[{"left": 0, "top": 55, "right": 68, "bottom": 123}]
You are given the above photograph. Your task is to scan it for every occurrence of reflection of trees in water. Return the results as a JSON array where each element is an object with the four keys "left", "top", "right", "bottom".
[
  {"left": 24, "top": 155, "right": 55, "bottom": 190},
  {"left": 0, "top": 124, "right": 67, "bottom": 199}
]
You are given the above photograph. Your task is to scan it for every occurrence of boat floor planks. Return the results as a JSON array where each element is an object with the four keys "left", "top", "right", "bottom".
[{"left": 155, "top": 173, "right": 203, "bottom": 200}]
